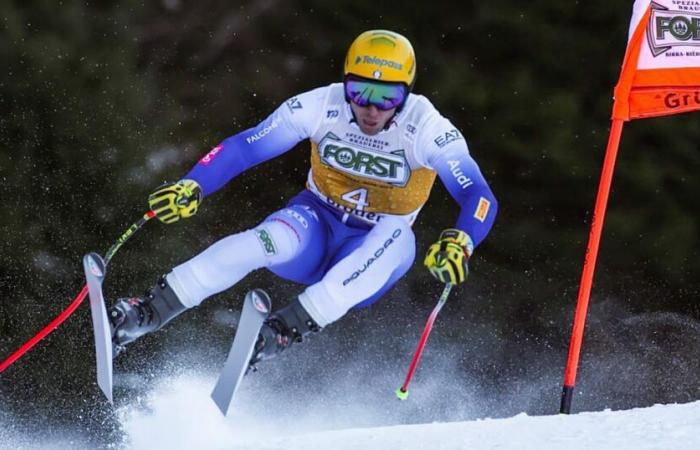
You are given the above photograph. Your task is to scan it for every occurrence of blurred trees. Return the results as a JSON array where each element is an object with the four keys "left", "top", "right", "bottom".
[
  {"left": 1, "top": 0, "right": 699, "bottom": 426},
  {"left": 2, "top": 0, "right": 700, "bottom": 342}
]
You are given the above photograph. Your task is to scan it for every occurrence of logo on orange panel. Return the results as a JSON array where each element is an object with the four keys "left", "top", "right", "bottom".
[
  {"left": 647, "top": 3, "right": 700, "bottom": 57},
  {"left": 473, "top": 197, "right": 490, "bottom": 223}
]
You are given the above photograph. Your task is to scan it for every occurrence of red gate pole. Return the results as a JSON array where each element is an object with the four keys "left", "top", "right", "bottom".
[
  {"left": 560, "top": 118, "right": 625, "bottom": 414},
  {"left": 0, "top": 211, "right": 156, "bottom": 373}
]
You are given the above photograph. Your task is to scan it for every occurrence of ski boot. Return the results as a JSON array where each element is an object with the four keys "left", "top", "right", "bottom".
[
  {"left": 248, "top": 296, "right": 320, "bottom": 369},
  {"left": 108, "top": 275, "right": 187, "bottom": 356}
]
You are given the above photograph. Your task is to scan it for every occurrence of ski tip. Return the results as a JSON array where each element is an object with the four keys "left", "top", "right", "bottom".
[
  {"left": 246, "top": 289, "right": 271, "bottom": 314},
  {"left": 83, "top": 252, "right": 106, "bottom": 278},
  {"left": 395, "top": 387, "right": 409, "bottom": 400}
]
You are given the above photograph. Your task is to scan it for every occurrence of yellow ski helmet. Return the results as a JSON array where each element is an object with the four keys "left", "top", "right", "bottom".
[{"left": 344, "top": 30, "right": 416, "bottom": 89}]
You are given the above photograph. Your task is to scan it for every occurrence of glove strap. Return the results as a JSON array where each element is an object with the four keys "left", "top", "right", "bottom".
[{"left": 439, "top": 228, "right": 474, "bottom": 257}]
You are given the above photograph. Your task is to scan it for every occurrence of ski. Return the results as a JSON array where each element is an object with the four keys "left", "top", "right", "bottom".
[
  {"left": 83, "top": 252, "right": 113, "bottom": 403},
  {"left": 211, "top": 289, "right": 271, "bottom": 416}
]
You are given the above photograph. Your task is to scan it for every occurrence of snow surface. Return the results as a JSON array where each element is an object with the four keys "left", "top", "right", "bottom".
[
  {"left": 118, "top": 375, "right": 699, "bottom": 450},
  {"left": 2, "top": 372, "right": 699, "bottom": 449}
]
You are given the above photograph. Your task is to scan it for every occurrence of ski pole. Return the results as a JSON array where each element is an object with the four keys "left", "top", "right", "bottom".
[
  {"left": 396, "top": 282, "right": 453, "bottom": 400},
  {"left": 0, "top": 210, "right": 156, "bottom": 373}
]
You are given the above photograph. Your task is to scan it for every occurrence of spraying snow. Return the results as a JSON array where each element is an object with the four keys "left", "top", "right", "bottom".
[
  {"left": 2, "top": 297, "right": 699, "bottom": 449},
  {"left": 116, "top": 373, "right": 700, "bottom": 449}
]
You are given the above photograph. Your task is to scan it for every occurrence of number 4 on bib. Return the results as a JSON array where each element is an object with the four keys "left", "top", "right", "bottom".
[{"left": 341, "top": 188, "right": 369, "bottom": 211}]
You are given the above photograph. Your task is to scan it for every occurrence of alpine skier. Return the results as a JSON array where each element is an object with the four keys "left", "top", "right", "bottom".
[{"left": 109, "top": 29, "right": 498, "bottom": 367}]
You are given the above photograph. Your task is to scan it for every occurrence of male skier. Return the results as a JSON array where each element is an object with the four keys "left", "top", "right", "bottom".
[{"left": 109, "top": 29, "right": 498, "bottom": 366}]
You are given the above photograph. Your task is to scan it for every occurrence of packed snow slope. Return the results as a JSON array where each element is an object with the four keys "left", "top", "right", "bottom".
[
  {"left": 3, "top": 301, "right": 699, "bottom": 449},
  {"left": 117, "top": 376, "right": 699, "bottom": 450},
  {"left": 233, "top": 402, "right": 700, "bottom": 450},
  {"left": 2, "top": 372, "right": 698, "bottom": 449}
]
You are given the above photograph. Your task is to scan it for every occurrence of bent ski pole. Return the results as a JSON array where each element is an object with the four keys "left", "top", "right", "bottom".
[
  {"left": 396, "top": 283, "right": 453, "bottom": 400},
  {"left": 0, "top": 210, "right": 156, "bottom": 373}
]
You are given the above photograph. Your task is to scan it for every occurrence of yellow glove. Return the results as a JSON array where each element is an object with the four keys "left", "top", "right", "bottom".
[
  {"left": 424, "top": 229, "right": 474, "bottom": 284},
  {"left": 148, "top": 179, "right": 203, "bottom": 224}
]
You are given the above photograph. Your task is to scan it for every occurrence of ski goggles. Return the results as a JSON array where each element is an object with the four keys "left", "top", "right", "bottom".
[{"left": 344, "top": 77, "right": 408, "bottom": 111}]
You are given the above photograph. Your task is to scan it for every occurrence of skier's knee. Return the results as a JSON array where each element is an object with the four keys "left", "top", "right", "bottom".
[
  {"left": 377, "top": 216, "right": 415, "bottom": 264},
  {"left": 259, "top": 206, "right": 320, "bottom": 264},
  {"left": 252, "top": 220, "right": 300, "bottom": 265}
]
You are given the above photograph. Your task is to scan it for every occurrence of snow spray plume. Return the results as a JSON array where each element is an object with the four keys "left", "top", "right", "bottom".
[{"left": 564, "top": 298, "right": 700, "bottom": 411}]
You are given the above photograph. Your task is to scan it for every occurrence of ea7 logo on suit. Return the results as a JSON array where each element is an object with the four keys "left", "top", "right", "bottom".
[
  {"left": 434, "top": 129, "right": 463, "bottom": 148},
  {"left": 286, "top": 97, "right": 303, "bottom": 113}
]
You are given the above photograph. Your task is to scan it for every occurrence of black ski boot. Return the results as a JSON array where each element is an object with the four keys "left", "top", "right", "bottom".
[
  {"left": 108, "top": 275, "right": 187, "bottom": 356},
  {"left": 249, "top": 296, "right": 320, "bottom": 368}
]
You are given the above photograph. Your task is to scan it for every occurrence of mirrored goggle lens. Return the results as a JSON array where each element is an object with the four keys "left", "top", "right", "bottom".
[{"left": 344, "top": 79, "right": 407, "bottom": 110}]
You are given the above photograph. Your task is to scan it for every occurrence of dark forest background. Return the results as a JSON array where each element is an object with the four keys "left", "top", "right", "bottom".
[{"left": 1, "top": 1, "right": 699, "bottom": 447}]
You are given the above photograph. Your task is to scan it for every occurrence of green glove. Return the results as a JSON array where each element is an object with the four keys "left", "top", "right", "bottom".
[{"left": 148, "top": 179, "right": 203, "bottom": 224}]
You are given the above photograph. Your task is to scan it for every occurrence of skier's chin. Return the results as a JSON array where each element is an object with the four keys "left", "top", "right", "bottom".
[{"left": 359, "top": 121, "right": 382, "bottom": 135}]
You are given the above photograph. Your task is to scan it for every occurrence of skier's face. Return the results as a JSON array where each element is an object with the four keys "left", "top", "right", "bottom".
[{"left": 350, "top": 102, "right": 396, "bottom": 135}]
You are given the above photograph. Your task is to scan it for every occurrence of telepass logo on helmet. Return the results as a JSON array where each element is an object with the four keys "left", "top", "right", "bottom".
[
  {"left": 344, "top": 30, "right": 416, "bottom": 85},
  {"left": 343, "top": 29, "right": 416, "bottom": 111}
]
